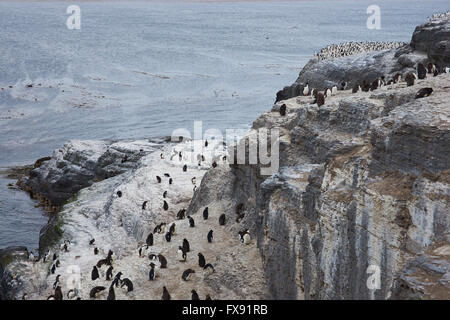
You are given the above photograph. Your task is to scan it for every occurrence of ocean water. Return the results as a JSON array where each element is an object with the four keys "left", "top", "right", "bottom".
[{"left": 0, "top": 0, "right": 448, "bottom": 250}]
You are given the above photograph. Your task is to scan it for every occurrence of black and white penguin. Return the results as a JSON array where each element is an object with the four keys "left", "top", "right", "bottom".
[
  {"left": 91, "top": 266, "right": 99, "bottom": 281},
  {"left": 207, "top": 230, "right": 213, "bottom": 243},
  {"left": 279, "top": 104, "right": 286, "bottom": 116},
  {"left": 163, "top": 200, "right": 169, "bottom": 211},
  {"left": 177, "top": 209, "right": 186, "bottom": 220},
  {"left": 205, "top": 294, "right": 212, "bottom": 300},
  {"left": 205, "top": 140, "right": 209, "bottom": 147},
  {"left": 50, "top": 263, "right": 56, "bottom": 274},
  {"left": 405, "top": 73, "right": 415, "bottom": 86},
  {"left": 191, "top": 290, "right": 200, "bottom": 300},
  {"left": 164, "top": 173, "right": 170, "bottom": 178},
  {"left": 67, "top": 288, "right": 78, "bottom": 300},
  {"left": 89, "top": 286, "right": 106, "bottom": 299},
  {"left": 179, "top": 151, "right": 183, "bottom": 161},
  {"left": 415, "top": 87, "right": 433, "bottom": 99},
  {"left": 43, "top": 250, "right": 50, "bottom": 262},
  {"left": 22, "top": 293, "right": 28, "bottom": 300},
  {"left": 212, "top": 161, "right": 218, "bottom": 168},
  {"left": 89, "top": 238, "right": 95, "bottom": 245},
  {"left": 361, "top": 80, "right": 370, "bottom": 92},
  {"left": 53, "top": 253, "right": 58, "bottom": 261},
  {"left": 94, "top": 247, "right": 99, "bottom": 255},
  {"left": 417, "top": 63, "right": 427, "bottom": 79},
  {"left": 55, "top": 259, "right": 60, "bottom": 268},
  {"left": 339, "top": 81, "right": 347, "bottom": 91},
  {"left": 181, "top": 269, "right": 196, "bottom": 281},
  {"left": 107, "top": 285, "right": 115, "bottom": 300},
  {"left": 168, "top": 178, "right": 173, "bottom": 185},
  {"left": 146, "top": 232, "right": 154, "bottom": 246},
  {"left": 325, "top": 87, "right": 332, "bottom": 97},
  {"left": 188, "top": 216, "right": 195, "bottom": 228},
  {"left": 426, "top": 62, "right": 436, "bottom": 74},
  {"left": 169, "top": 223, "right": 175, "bottom": 235},
  {"left": 219, "top": 214, "right": 226, "bottom": 226},
  {"left": 203, "top": 207, "right": 209, "bottom": 220},
  {"left": 163, "top": 191, "right": 167, "bottom": 198},
  {"left": 162, "top": 286, "right": 171, "bottom": 300},
  {"left": 165, "top": 232, "right": 171, "bottom": 242},
  {"left": 183, "top": 164, "right": 187, "bottom": 172},
  {"left": 352, "top": 83, "right": 360, "bottom": 93},
  {"left": 107, "top": 249, "right": 115, "bottom": 263},
  {"left": 120, "top": 278, "right": 133, "bottom": 292},
  {"left": 142, "top": 201, "right": 148, "bottom": 210},
  {"left": 331, "top": 85, "right": 338, "bottom": 94},
  {"left": 198, "top": 253, "right": 206, "bottom": 268},
  {"left": 393, "top": 73, "right": 402, "bottom": 83},
  {"left": 156, "top": 176, "right": 162, "bottom": 183},
  {"left": 149, "top": 263, "right": 156, "bottom": 280},
  {"left": 116, "top": 190, "right": 122, "bottom": 198},
  {"left": 158, "top": 254, "right": 168, "bottom": 268},
  {"left": 191, "top": 177, "right": 196, "bottom": 185},
  {"left": 28, "top": 251, "right": 35, "bottom": 261},
  {"left": 370, "top": 79, "right": 379, "bottom": 91},
  {"left": 47, "top": 295, "right": 55, "bottom": 300},
  {"left": 53, "top": 275, "right": 61, "bottom": 289},
  {"left": 303, "top": 83, "right": 309, "bottom": 96},
  {"left": 106, "top": 266, "right": 114, "bottom": 280},
  {"left": 203, "top": 263, "right": 215, "bottom": 274},
  {"left": 182, "top": 238, "right": 190, "bottom": 253},
  {"left": 112, "top": 272, "right": 122, "bottom": 287},
  {"left": 177, "top": 246, "right": 187, "bottom": 262},
  {"left": 54, "top": 286, "right": 63, "bottom": 300},
  {"left": 239, "top": 229, "right": 251, "bottom": 245}
]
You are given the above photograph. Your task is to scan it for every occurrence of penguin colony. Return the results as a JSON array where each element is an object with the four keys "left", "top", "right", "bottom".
[
  {"left": 315, "top": 41, "right": 407, "bottom": 61},
  {"left": 25, "top": 140, "right": 249, "bottom": 301},
  {"left": 291, "top": 60, "right": 446, "bottom": 112}
]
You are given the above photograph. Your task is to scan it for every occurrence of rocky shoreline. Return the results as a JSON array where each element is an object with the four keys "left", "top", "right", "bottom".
[{"left": 1, "top": 16, "right": 449, "bottom": 300}]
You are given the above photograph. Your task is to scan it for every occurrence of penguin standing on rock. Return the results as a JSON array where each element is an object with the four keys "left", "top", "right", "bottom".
[
  {"left": 156, "top": 176, "right": 162, "bottom": 183},
  {"left": 219, "top": 214, "right": 226, "bottom": 226},
  {"left": 183, "top": 164, "right": 187, "bottom": 172},
  {"left": 51, "top": 264, "right": 56, "bottom": 274},
  {"left": 198, "top": 253, "right": 206, "bottom": 268},
  {"left": 149, "top": 263, "right": 156, "bottom": 280},
  {"left": 165, "top": 232, "right": 171, "bottom": 242},
  {"left": 89, "top": 239, "right": 95, "bottom": 245},
  {"left": 54, "top": 286, "right": 63, "bottom": 300},
  {"left": 146, "top": 232, "right": 154, "bottom": 246},
  {"left": 163, "top": 200, "right": 169, "bottom": 211},
  {"left": 405, "top": 73, "right": 415, "bottom": 86},
  {"left": 158, "top": 254, "right": 168, "bottom": 268},
  {"left": 203, "top": 207, "right": 209, "bottom": 220},
  {"left": 417, "top": 63, "right": 427, "bottom": 79},
  {"left": 107, "top": 285, "right": 115, "bottom": 300},
  {"left": 116, "top": 190, "right": 122, "bottom": 198},
  {"left": 162, "top": 286, "right": 171, "bottom": 300},
  {"left": 142, "top": 201, "right": 148, "bottom": 210},
  {"left": 94, "top": 247, "right": 99, "bottom": 255},
  {"left": 316, "top": 92, "right": 325, "bottom": 107},
  {"left": 188, "top": 216, "right": 195, "bottom": 227},
  {"left": 169, "top": 178, "right": 173, "bottom": 185},
  {"left": 106, "top": 266, "right": 114, "bottom": 280},
  {"left": 207, "top": 230, "right": 213, "bottom": 243},
  {"left": 182, "top": 239, "right": 190, "bottom": 253},
  {"left": 91, "top": 266, "right": 99, "bottom": 281},
  {"left": 191, "top": 290, "right": 200, "bottom": 300},
  {"left": 53, "top": 275, "right": 61, "bottom": 289},
  {"left": 169, "top": 223, "right": 176, "bottom": 235},
  {"left": 178, "top": 246, "right": 187, "bottom": 262},
  {"left": 112, "top": 272, "right": 122, "bottom": 287}
]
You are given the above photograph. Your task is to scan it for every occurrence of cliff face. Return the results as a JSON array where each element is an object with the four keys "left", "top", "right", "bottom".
[
  {"left": 192, "top": 72, "right": 449, "bottom": 300},
  {"left": 276, "top": 18, "right": 450, "bottom": 103}
]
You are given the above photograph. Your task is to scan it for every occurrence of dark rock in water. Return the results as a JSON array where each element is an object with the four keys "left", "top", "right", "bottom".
[
  {"left": 17, "top": 140, "right": 163, "bottom": 210},
  {"left": 0, "top": 246, "right": 28, "bottom": 300}
]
